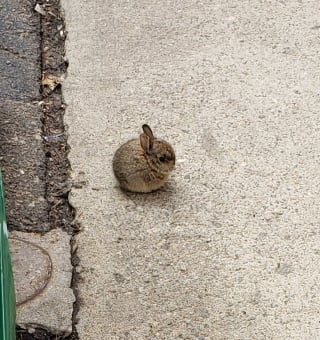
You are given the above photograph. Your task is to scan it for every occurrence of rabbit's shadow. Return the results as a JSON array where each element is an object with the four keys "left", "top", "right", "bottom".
[{"left": 117, "top": 179, "right": 177, "bottom": 209}]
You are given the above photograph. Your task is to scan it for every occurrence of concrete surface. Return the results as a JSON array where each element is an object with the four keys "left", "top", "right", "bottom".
[
  {"left": 62, "top": 0, "right": 320, "bottom": 339},
  {"left": 11, "top": 230, "right": 74, "bottom": 335}
]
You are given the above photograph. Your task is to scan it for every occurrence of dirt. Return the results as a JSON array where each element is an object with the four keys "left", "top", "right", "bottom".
[
  {"left": 0, "top": 0, "right": 79, "bottom": 338},
  {"left": 16, "top": 326, "right": 79, "bottom": 340},
  {"left": 40, "top": 0, "right": 76, "bottom": 236}
]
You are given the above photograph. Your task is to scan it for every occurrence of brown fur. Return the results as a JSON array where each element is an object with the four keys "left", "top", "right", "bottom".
[{"left": 113, "top": 125, "right": 175, "bottom": 193}]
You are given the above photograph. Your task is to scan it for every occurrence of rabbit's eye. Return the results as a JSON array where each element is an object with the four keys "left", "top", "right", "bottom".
[{"left": 159, "top": 155, "right": 166, "bottom": 163}]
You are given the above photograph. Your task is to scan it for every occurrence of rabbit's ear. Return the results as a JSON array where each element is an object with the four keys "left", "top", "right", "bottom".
[
  {"left": 142, "top": 124, "right": 154, "bottom": 140},
  {"left": 140, "top": 133, "right": 151, "bottom": 153}
]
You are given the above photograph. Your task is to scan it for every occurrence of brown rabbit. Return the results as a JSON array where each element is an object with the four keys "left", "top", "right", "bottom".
[{"left": 113, "top": 124, "right": 175, "bottom": 193}]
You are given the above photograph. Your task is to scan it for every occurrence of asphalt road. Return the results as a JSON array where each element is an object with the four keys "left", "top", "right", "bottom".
[
  {"left": 62, "top": 1, "right": 320, "bottom": 339},
  {"left": 0, "top": 0, "right": 48, "bottom": 231}
]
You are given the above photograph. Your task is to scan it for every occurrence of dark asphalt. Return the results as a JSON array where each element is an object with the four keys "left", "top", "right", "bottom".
[{"left": 0, "top": 0, "right": 48, "bottom": 231}]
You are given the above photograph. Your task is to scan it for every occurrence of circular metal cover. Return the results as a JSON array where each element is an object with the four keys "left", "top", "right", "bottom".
[{"left": 10, "top": 237, "right": 52, "bottom": 306}]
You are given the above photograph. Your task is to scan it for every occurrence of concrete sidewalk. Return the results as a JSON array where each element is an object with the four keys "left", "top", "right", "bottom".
[{"left": 62, "top": 1, "right": 320, "bottom": 339}]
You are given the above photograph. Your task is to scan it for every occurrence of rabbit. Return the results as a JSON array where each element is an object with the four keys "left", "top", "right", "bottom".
[{"left": 113, "top": 124, "right": 175, "bottom": 193}]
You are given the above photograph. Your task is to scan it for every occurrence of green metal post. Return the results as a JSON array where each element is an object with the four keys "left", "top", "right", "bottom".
[{"left": 0, "top": 170, "right": 16, "bottom": 339}]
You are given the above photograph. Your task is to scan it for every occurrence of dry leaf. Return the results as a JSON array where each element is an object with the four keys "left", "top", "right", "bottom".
[{"left": 42, "top": 74, "right": 62, "bottom": 90}]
